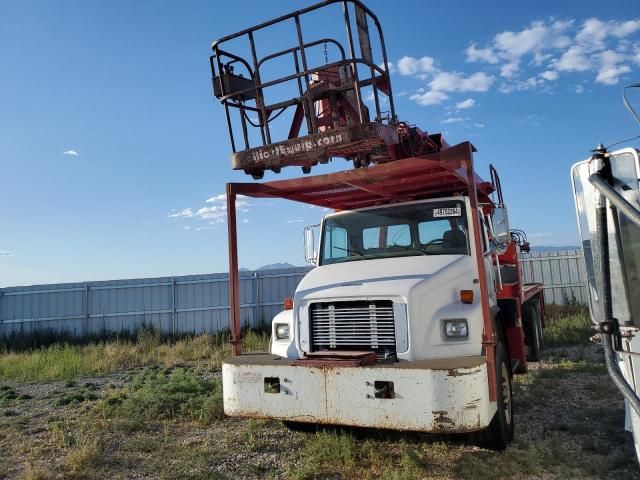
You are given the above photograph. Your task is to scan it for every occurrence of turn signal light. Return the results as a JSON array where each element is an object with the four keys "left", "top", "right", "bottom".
[
  {"left": 284, "top": 297, "right": 294, "bottom": 310},
  {"left": 460, "top": 290, "right": 474, "bottom": 304}
]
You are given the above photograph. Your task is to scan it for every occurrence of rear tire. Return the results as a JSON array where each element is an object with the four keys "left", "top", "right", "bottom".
[
  {"left": 524, "top": 303, "right": 543, "bottom": 362},
  {"left": 477, "top": 343, "right": 514, "bottom": 450}
]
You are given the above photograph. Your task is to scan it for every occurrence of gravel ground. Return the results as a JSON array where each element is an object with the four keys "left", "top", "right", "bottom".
[{"left": 0, "top": 345, "right": 638, "bottom": 479}]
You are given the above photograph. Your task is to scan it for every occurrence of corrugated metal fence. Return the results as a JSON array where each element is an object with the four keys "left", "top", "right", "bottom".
[
  {"left": 0, "top": 250, "right": 587, "bottom": 338},
  {"left": 520, "top": 249, "right": 587, "bottom": 305},
  {"left": 0, "top": 268, "right": 310, "bottom": 338}
]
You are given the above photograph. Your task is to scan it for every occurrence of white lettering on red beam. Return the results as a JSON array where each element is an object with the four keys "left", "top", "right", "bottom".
[{"left": 251, "top": 133, "right": 344, "bottom": 162}]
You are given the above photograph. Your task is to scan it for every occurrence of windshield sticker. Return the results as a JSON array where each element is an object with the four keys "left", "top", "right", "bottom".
[{"left": 433, "top": 207, "right": 461, "bottom": 218}]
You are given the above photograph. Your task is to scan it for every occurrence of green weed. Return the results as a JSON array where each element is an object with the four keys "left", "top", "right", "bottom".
[
  {"left": 97, "top": 367, "right": 223, "bottom": 429},
  {"left": 543, "top": 305, "right": 592, "bottom": 346}
]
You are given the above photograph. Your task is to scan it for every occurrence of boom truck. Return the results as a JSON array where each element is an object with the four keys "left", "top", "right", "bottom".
[
  {"left": 211, "top": 0, "right": 545, "bottom": 449},
  {"left": 570, "top": 84, "right": 640, "bottom": 460}
]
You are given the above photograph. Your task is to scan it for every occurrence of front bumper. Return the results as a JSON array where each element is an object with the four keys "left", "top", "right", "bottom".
[{"left": 222, "top": 354, "right": 495, "bottom": 432}]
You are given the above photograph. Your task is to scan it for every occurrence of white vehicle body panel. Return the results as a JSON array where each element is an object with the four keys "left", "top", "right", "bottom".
[{"left": 223, "top": 354, "right": 496, "bottom": 432}]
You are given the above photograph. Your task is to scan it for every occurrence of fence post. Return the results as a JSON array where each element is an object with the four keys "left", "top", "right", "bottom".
[
  {"left": 171, "top": 278, "right": 177, "bottom": 336},
  {"left": 254, "top": 271, "right": 260, "bottom": 328},
  {"left": 84, "top": 284, "right": 90, "bottom": 336}
]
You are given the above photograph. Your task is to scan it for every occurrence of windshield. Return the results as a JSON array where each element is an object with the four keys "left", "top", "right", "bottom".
[{"left": 320, "top": 200, "right": 469, "bottom": 265}]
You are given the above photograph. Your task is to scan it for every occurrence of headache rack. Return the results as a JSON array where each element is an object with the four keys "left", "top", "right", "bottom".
[{"left": 210, "top": 0, "right": 448, "bottom": 179}]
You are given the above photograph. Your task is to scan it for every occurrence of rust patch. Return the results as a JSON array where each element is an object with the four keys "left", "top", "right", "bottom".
[
  {"left": 464, "top": 398, "right": 481, "bottom": 410},
  {"left": 432, "top": 410, "right": 455, "bottom": 430},
  {"left": 292, "top": 351, "right": 377, "bottom": 368},
  {"left": 447, "top": 366, "right": 481, "bottom": 377}
]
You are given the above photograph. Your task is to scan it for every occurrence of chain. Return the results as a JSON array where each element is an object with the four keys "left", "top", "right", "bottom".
[{"left": 323, "top": 42, "right": 328, "bottom": 65}]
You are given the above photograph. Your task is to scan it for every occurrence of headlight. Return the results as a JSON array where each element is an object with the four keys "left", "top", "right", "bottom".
[
  {"left": 274, "top": 323, "right": 290, "bottom": 340},
  {"left": 442, "top": 319, "right": 468, "bottom": 339}
]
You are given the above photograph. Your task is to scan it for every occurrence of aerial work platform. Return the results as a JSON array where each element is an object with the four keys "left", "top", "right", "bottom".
[{"left": 210, "top": 0, "right": 447, "bottom": 179}]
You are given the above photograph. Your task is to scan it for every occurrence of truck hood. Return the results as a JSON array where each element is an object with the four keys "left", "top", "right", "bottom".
[{"left": 295, "top": 255, "right": 468, "bottom": 301}]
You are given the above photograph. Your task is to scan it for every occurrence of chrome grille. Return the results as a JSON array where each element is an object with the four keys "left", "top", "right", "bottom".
[{"left": 310, "top": 300, "right": 396, "bottom": 358}]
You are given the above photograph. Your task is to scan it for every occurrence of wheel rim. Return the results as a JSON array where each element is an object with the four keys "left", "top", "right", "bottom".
[{"left": 501, "top": 362, "right": 512, "bottom": 425}]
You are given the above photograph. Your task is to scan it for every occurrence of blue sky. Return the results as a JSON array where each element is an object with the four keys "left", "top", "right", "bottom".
[{"left": 1, "top": 0, "right": 639, "bottom": 286}]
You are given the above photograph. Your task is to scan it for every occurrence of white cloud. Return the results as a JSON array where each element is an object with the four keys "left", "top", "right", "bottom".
[
  {"left": 540, "top": 70, "right": 559, "bottom": 81},
  {"left": 575, "top": 84, "right": 585, "bottom": 94},
  {"left": 613, "top": 20, "right": 640, "bottom": 38},
  {"left": 465, "top": 44, "right": 499, "bottom": 64},
  {"left": 455, "top": 98, "right": 476, "bottom": 109},
  {"left": 554, "top": 46, "right": 592, "bottom": 72},
  {"left": 595, "top": 49, "right": 632, "bottom": 85},
  {"left": 205, "top": 193, "right": 250, "bottom": 210},
  {"left": 409, "top": 72, "right": 493, "bottom": 107},
  {"left": 442, "top": 117, "right": 464, "bottom": 124},
  {"left": 596, "top": 64, "right": 631, "bottom": 85},
  {"left": 168, "top": 208, "right": 194, "bottom": 219},
  {"left": 430, "top": 71, "right": 495, "bottom": 93},
  {"left": 169, "top": 192, "right": 253, "bottom": 228},
  {"left": 463, "top": 16, "right": 639, "bottom": 91},
  {"left": 494, "top": 21, "right": 549, "bottom": 59},
  {"left": 474, "top": 123, "right": 485, "bottom": 128},
  {"left": 287, "top": 217, "right": 303, "bottom": 224},
  {"left": 499, "top": 77, "right": 541, "bottom": 93},
  {"left": 63, "top": 150, "right": 79, "bottom": 156},
  {"left": 397, "top": 56, "right": 437, "bottom": 76},
  {"left": 500, "top": 60, "right": 520, "bottom": 78},
  {"left": 409, "top": 90, "right": 449, "bottom": 106},
  {"left": 242, "top": 218, "right": 249, "bottom": 223},
  {"left": 0, "top": 250, "right": 14, "bottom": 258},
  {"left": 378, "top": 61, "right": 396, "bottom": 74},
  {"left": 183, "top": 226, "right": 192, "bottom": 230},
  {"left": 205, "top": 194, "right": 226, "bottom": 203},
  {"left": 196, "top": 205, "right": 226, "bottom": 221}
]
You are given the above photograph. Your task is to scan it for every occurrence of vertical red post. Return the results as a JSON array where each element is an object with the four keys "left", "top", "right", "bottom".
[
  {"left": 465, "top": 150, "right": 498, "bottom": 401},
  {"left": 226, "top": 183, "right": 242, "bottom": 356}
]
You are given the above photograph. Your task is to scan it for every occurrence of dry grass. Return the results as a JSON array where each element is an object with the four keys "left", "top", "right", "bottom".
[{"left": 0, "top": 329, "right": 269, "bottom": 382}]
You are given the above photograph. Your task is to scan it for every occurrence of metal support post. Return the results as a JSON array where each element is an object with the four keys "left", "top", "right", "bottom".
[
  {"left": 466, "top": 149, "right": 498, "bottom": 401},
  {"left": 227, "top": 183, "right": 242, "bottom": 356}
]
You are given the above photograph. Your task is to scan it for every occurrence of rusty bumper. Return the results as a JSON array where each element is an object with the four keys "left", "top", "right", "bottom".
[{"left": 222, "top": 353, "right": 495, "bottom": 433}]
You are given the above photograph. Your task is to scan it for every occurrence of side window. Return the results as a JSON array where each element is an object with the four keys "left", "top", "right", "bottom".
[
  {"left": 323, "top": 225, "right": 348, "bottom": 260},
  {"left": 480, "top": 214, "right": 489, "bottom": 253},
  {"left": 418, "top": 219, "right": 450, "bottom": 244}
]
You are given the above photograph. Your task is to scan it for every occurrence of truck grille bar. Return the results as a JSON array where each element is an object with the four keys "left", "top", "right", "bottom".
[{"left": 310, "top": 300, "right": 396, "bottom": 359}]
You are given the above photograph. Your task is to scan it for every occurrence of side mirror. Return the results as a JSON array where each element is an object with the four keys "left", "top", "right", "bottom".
[
  {"left": 304, "top": 224, "right": 319, "bottom": 265},
  {"left": 492, "top": 207, "right": 510, "bottom": 245}
]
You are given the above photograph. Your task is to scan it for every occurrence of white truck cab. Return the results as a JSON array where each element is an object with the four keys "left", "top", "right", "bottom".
[{"left": 270, "top": 197, "right": 486, "bottom": 362}]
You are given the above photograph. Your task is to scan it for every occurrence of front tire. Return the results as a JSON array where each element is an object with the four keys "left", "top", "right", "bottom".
[{"left": 477, "top": 343, "right": 514, "bottom": 450}]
